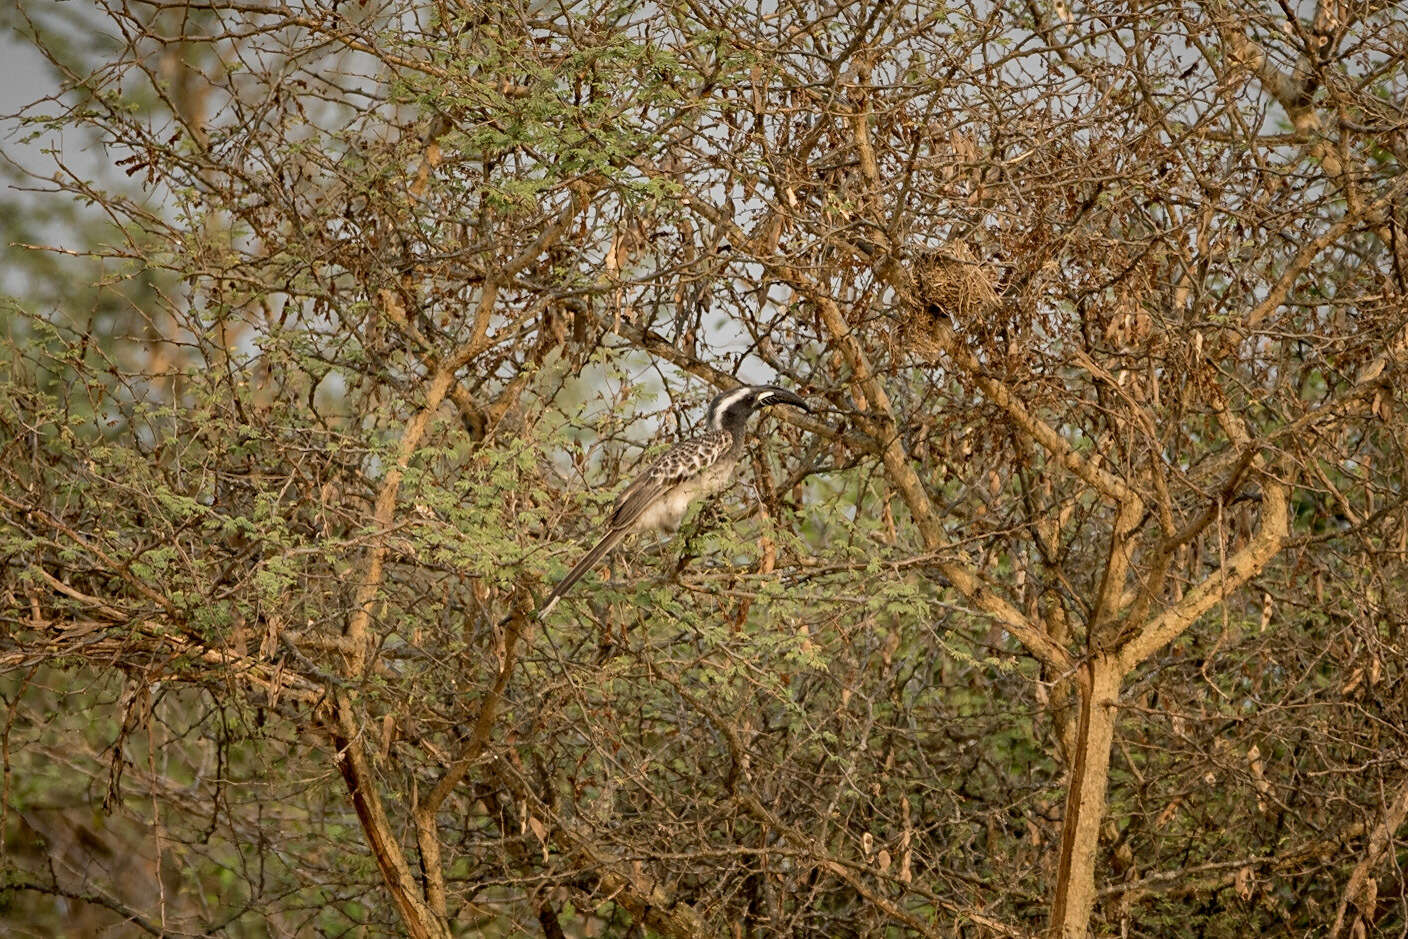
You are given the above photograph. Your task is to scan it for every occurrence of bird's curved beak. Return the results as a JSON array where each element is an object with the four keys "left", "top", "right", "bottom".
[{"left": 757, "top": 386, "right": 811, "bottom": 412}]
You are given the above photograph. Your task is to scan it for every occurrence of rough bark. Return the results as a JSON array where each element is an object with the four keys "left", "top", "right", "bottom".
[{"left": 1048, "top": 654, "right": 1122, "bottom": 939}]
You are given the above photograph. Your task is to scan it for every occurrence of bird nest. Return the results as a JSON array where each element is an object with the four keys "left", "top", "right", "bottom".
[{"left": 900, "top": 244, "right": 1000, "bottom": 359}]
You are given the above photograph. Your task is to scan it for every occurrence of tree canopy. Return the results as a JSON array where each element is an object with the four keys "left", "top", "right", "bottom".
[{"left": 2, "top": 0, "right": 1406, "bottom": 936}]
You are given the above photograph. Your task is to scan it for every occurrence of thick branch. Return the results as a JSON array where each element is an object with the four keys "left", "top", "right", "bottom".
[{"left": 1117, "top": 474, "right": 1288, "bottom": 671}]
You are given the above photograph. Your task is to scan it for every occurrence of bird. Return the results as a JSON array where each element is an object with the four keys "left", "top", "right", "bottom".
[{"left": 538, "top": 384, "right": 811, "bottom": 617}]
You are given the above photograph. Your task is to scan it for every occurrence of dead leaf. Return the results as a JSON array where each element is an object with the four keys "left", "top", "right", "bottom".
[
  {"left": 1234, "top": 865, "right": 1254, "bottom": 900},
  {"left": 528, "top": 815, "right": 549, "bottom": 861}
]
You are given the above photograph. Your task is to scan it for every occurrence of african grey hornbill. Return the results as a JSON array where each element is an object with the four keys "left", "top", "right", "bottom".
[{"left": 539, "top": 384, "right": 810, "bottom": 617}]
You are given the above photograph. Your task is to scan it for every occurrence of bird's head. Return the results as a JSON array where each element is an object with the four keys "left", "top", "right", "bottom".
[{"left": 706, "top": 384, "right": 811, "bottom": 432}]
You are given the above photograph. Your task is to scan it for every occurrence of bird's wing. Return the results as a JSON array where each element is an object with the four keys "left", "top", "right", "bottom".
[
  {"left": 607, "top": 430, "right": 733, "bottom": 530},
  {"left": 538, "top": 430, "right": 734, "bottom": 618}
]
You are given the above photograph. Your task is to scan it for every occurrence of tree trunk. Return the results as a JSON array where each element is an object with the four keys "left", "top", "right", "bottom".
[{"left": 1048, "top": 654, "right": 1121, "bottom": 938}]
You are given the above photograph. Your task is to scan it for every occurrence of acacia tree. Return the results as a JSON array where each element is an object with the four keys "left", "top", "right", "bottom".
[{"left": 2, "top": 0, "right": 1406, "bottom": 936}]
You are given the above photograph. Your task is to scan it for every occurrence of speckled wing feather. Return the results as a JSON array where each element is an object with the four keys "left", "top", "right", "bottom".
[
  {"left": 607, "top": 429, "right": 734, "bottom": 530},
  {"left": 537, "top": 429, "right": 735, "bottom": 618}
]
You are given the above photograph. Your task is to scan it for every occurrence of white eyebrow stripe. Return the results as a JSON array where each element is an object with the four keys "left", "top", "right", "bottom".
[{"left": 708, "top": 387, "right": 754, "bottom": 428}]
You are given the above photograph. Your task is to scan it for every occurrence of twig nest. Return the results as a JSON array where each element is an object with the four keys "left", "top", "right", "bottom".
[{"left": 902, "top": 243, "right": 1000, "bottom": 358}]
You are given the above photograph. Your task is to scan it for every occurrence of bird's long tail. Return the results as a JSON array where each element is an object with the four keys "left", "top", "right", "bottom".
[{"left": 538, "top": 528, "right": 628, "bottom": 618}]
